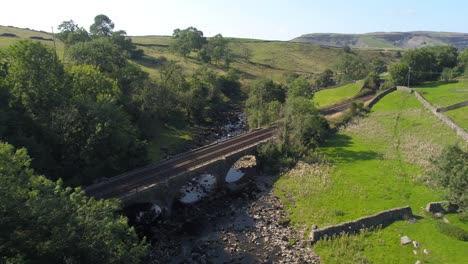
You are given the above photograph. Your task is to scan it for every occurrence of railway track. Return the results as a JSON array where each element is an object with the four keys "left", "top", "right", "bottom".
[
  {"left": 319, "top": 94, "right": 374, "bottom": 115},
  {"left": 85, "top": 93, "right": 376, "bottom": 199},
  {"left": 86, "top": 127, "right": 276, "bottom": 199}
]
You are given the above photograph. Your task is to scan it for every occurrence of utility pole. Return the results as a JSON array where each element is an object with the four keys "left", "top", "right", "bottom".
[
  {"left": 407, "top": 66, "right": 411, "bottom": 88},
  {"left": 51, "top": 26, "right": 57, "bottom": 59}
]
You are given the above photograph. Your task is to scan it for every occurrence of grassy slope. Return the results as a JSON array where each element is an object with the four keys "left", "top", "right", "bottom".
[
  {"left": 274, "top": 91, "right": 468, "bottom": 263},
  {"left": 413, "top": 81, "right": 468, "bottom": 131},
  {"left": 445, "top": 107, "right": 468, "bottom": 131},
  {"left": 0, "top": 25, "right": 64, "bottom": 54},
  {"left": 131, "top": 35, "right": 399, "bottom": 82},
  {"left": 413, "top": 81, "right": 468, "bottom": 107},
  {"left": 314, "top": 83, "right": 362, "bottom": 108}
]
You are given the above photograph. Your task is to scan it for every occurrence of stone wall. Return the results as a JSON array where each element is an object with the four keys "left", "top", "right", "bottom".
[
  {"left": 436, "top": 100, "right": 468, "bottom": 112},
  {"left": 309, "top": 206, "right": 413, "bottom": 243},
  {"left": 365, "top": 87, "right": 397, "bottom": 108},
  {"left": 425, "top": 201, "right": 459, "bottom": 214},
  {"left": 397, "top": 86, "right": 468, "bottom": 142}
]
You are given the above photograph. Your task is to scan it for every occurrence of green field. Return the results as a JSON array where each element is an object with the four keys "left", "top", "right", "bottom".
[
  {"left": 445, "top": 107, "right": 468, "bottom": 131},
  {"left": 313, "top": 83, "right": 363, "bottom": 108},
  {"left": 413, "top": 81, "right": 468, "bottom": 107},
  {"left": 274, "top": 91, "right": 468, "bottom": 263},
  {"left": 413, "top": 81, "right": 468, "bottom": 131}
]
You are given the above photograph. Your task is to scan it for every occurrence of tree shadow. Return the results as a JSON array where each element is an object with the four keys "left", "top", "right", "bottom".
[
  {"left": 416, "top": 80, "right": 458, "bottom": 89},
  {"left": 321, "top": 134, "right": 383, "bottom": 162}
]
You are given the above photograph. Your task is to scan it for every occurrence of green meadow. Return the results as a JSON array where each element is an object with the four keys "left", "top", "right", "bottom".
[
  {"left": 275, "top": 91, "right": 468, "bottom": 263},
  {"left": 314, "top": 82, "right": 363, "bottom": 109}
]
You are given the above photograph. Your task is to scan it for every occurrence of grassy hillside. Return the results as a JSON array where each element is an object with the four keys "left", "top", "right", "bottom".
[
  {"left": 275, "top": 91, "right": 467, "bottom": 263},
  {"left": 314, "top": 82, "right": 362, "bottom": 109},
  {"left": 131, "top": 35, "right": 398, "bottom": 82},
  {"left": 0, "top": 26, "right": 399, "bottom": 84},
  {"left": 0, "top": 25, "right": 64, "bottom": 53},
  {"left": 292, "top": 31, "right": 468, "bottom": 50}
]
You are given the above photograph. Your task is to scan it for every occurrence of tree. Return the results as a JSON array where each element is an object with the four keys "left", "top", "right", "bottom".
[
  {"left": 458, "top": 49, "right": 468, "bottom": 76},
  {"left": 111, "top": 30, "right": 143, "bottom": 59},
  {"left": 287, "top": 77, "right": 313, "bottom": 99},
  {"left": 245, "top": 79, "right": 286, "bottom": 128},
  {"left": 50, "top": 99, "right": 148, "bottom": 184},
  {"left": 0, "top": 142, "right": 148, "bottom": 263},
  {"left": 431, "top": 145, "right": 468, "bottom": 214},
  {"left": 280, "top": 97, "right": 329, "bottom": 155},
  {"left": 370, "top": 58, "right": 387, "bottom": 74},
  {"left": 171, "top": 27, "right": 207, "bottom": 57},
  {"left": 241, "top": 45, "right": 253, "bottom": 61},
  {"left": 389, "top": 62, "right": 410, "bottom": 86},
  {"left": 362, "top": 71, "right": 381, "bottom": 90},
  {"left": 57, "top": 20, "right": 90, "bottom": 45},
  {"left": 90, "top": 14, "right": 115, "bottom": 37},
  {"left": 68, "top": 38, "right": 127, "bottom": 73},
  {"left": 199, "top": 34, "right": 232, "bottom": 66},
  {"left": 66, "top": 64, "right": 120, "bottom": 103},
  {"left": 3, "top": 40, "right": 65, "bottom": 121},
  {"left": 336, "top": 54, "right": 368, "bottom": 82},
  {"left": 315, "top": 69, "right": 335, "bottom": 88}
]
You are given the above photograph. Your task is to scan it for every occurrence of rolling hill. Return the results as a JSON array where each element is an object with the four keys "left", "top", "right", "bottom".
[
  {"left": 291, "top": 31, "right": 468, "bottom": 50},
  {"left": 0, "top": 25, "right": 398, "bottom": 83}
]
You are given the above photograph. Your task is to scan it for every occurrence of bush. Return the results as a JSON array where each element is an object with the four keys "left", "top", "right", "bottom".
[
  {"left": 431, "top": 145, "right": 468, "bottom": 213},
  {"left": 434, "top": 221, "right": 468, "bottom": 241}
]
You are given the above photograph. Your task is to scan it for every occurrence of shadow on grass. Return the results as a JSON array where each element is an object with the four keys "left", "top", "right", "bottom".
[
  {"left": 322, "top": 134, "right": 383, "bottom": 162},
  {"left": 415, "top": 80, "right": 459, "bottom": 89}
]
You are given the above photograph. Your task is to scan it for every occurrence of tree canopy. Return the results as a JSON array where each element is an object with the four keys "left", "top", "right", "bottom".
[
  {"left": 171, "top": 27, "right": 207, "bottom": 57},
  {"left": 90, "top": 14, "right": 115, "bottom": 37},
  {"left": 0, "top": 142, "right": 148, "bottom": 263}
]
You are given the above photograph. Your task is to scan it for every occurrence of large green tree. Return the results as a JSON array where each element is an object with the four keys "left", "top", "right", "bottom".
[
  {"left": 245, "top": 79, "right": 285, "bottom": 128},
  {"left": 89, "top": 14, "right": 115, "bottom": 37},
  {"left": 0, "top": 142, "right": 148, "bottom": 263},
  {"left": 3, "top": 40, "right": 65, "bottom": 121},
  {"left": 171, "top": 27, "right": 207, "bottom": 57},
  {"left": 336, "top": 53, "right": 368, "bottom": 82},
  {"left": 199, "top": 34, "right": 232, "bottom": 66},
  {"left": 279, "top": 97, "right": 329, "bottom": 155},
  {"left": 389, "top": 62, "right": 410, "bottom": 86}
]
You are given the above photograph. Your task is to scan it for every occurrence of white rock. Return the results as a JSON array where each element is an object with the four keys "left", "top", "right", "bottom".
[
  {"left": 413, "top": 241, "right": 420, "bottom": 248},
  {"left": 401, "top": 236, "right": 412, "bottom": 245},
  {"left": 415, "top": 261, "right": 421, "bottom": 264},
  {"left": 423, "top": 249, "right": 429, "bottom": 255},
  {"left": 413, "top": 250, "right": 418, "bottom": 255}
]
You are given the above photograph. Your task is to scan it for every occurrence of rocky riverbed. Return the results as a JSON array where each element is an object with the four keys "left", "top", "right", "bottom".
[{"left": 145, "top": 173, "right": 320, "bottom": 263}]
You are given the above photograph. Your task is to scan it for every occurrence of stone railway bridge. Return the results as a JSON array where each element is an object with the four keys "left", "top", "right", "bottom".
[{"left": 85, "top": 127, "right": 277, "bottom": 210}]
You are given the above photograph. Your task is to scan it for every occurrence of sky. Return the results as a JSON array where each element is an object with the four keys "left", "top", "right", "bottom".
[{"left": 1, "top": 0, "right": 467, "bottom": 40}]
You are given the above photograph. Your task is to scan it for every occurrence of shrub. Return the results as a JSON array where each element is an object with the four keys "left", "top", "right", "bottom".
[{"left": 434, "top": 221, "right": 468, "bottom": 241}]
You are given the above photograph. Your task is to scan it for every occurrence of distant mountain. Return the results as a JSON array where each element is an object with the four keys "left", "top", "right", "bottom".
[{"left": 291, "top": 31, "right": 468, "bottom": 50}]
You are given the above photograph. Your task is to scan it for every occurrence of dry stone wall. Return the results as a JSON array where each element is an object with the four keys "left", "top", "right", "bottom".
[
  {"left": 310, "top": 206, "right": 412, "bottom": 243},
  {"left": 365, "top": 87, "right": 397, "bottom": 108},
  {"left": 436, "top": 100, "right": 468, "bottom": 112},
  {"left": 396, "top": 86, "right": 468, "bottom": 142}
]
